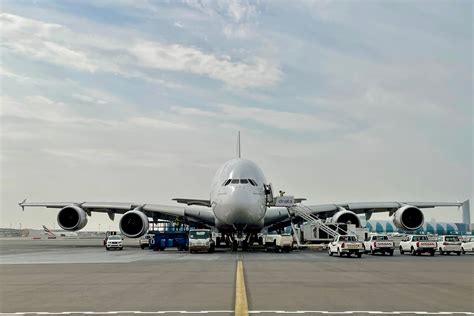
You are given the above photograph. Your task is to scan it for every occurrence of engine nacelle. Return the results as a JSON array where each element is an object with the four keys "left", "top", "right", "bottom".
[
  {"left": 119, "top": 209, "right": 149, "bottom": 238},
  {"left": 57, "top": 205, "right": 88, "bottom": 231},
  {"left": 393, "top": 205, "right": 424, "bottom": 231},
  {"left": 331, "top": 210, "right": 361, "bottom": 227}
]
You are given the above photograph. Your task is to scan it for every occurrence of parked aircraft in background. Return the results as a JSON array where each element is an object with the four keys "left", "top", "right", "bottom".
[
  {"left": 42, "top": 225, "right": 78, "bottom": 237},
  {"left": 19, "top": 133, "right": 470, "bottom": 250}
]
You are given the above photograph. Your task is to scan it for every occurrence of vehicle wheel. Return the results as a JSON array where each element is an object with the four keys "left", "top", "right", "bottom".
[
  {"left": 381, "top": 251, "right": 385, "bottom": 256},
  {"left": 389, "top": 250, "right": 394, "bottom": 256},
  {"left": 337, "top": 248, "right": 342, "bottom": 257},
  {"left": 411, "top": 247, "right": 416, "bottom": 256},
  {"left": 140, "top": 245, "right": 145, "bottom": 250},
  {"left": 370, "top": 247, "right": 375, "bottom": 255},
  {"left": 106, "top": 247, "right": 110, "bottom": 251},
  {"left": 120, "top": 247, "right": 123, "bottom": 250},
  {"left": 357, "top": 253, "right": 362, "bottom": 258},
  {"left": 328, "top": 248, "right": 333, "bottom": 256},
  {"left": 456, "top": 251, "right": 461, "bottom": 256},
  {"left": 439, "top": 248, "right": 443, "bottom": 255},
  {"left": 462, "top": 248, "right": 466, "bottom": 255},
  {"left": 430, "top": 250, "right": 435, "bottom": 256},
  {"left": 400, "top": 247, "right": 404, "bottom": 255}
]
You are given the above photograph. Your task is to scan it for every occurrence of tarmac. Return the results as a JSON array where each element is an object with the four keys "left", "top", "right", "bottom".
[{"left": 0, "top": 238, "right": 473, "bottom": 315}]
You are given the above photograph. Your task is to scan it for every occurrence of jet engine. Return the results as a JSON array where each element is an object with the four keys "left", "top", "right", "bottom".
[
  {"left": 332, "top": 210, "right": 361, "bottom": 227},
  {"left": 119, "top": 209, "right": 149, "bottom": 238},
  {"left": 393, "top": 205, "right": 424, "bottom": 230},
  {"left": 57, "top": 205, "right": 88, "bottom": 231}
]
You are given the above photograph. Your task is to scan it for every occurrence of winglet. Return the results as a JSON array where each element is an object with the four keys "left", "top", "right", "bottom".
[
  {"left": 19, "top": 198, "right": 27, "bottom": 211},
  {"left": 236, "top": 131, "right": 241, "bottom": 158}
]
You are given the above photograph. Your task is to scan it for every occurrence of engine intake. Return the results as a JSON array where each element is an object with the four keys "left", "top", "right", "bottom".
[
  {"left": 332, "top": 209, "right": 361, "bottom": 227},
  {"left": 57, "top": 206, "right": 88, "bottom": 231},
  {"left": 393, "top": 205, "right": 424, "bottom": 230},
  {"left": 119, "top": 210, "right": 149, "bottom": 238}
]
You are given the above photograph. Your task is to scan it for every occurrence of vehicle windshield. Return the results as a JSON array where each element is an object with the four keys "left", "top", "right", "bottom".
[
  {"left": 340, "top": 236, "right": 356, "bottom": 241},
  {"left": 373, "top": 235, "right": 388, "bottom": 240},
  {"left": 189, "top": 231, "right": 210, "bottom": 239},
  {"left": 412, "top": 236, "right": 428, "bottom": 241},
  {"left": 445, "top": 236, "right": 459, "bottom": 242},
  {"left": 108, "top": 235, "right": 121, "bottom": 240}
]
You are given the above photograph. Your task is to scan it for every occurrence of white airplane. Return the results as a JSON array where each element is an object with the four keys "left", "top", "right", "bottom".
[
  {"left": 20, "top": 133, "right": 470, "bottom": 250},
  {"left": 42, "top": 225, "right": 78, "bottom": 237}
]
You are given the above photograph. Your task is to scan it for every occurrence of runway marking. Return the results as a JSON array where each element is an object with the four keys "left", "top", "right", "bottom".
[
  {"left": 235, "top": 260, "right": 249, "bottom": 316},
  {"left": 1, "top": 311, "right": 473, "bottom": 315}
]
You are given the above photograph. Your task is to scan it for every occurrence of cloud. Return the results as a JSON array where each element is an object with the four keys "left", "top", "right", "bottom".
[
  {"left": 0, "top": 12, "right": 280, "bottom": 89},
  {"left": 173, "top": 21, "right": 184, "bottom": 28},
  {"left": 171, "top": 104, "right": 343, "bottom": 132}
]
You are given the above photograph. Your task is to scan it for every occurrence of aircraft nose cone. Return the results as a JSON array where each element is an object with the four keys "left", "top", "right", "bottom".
[{"left": 225, "top": 188, "right": 263, "bottom": 224}]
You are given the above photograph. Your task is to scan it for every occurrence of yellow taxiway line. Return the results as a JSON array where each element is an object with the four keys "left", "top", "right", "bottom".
[{"left": 234, "top": 260, "right": 249, "bottom": 316}]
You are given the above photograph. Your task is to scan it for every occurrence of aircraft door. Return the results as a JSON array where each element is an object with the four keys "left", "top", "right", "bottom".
[{"left": 264, "top": 183, "right": 273, "bottom": 204}]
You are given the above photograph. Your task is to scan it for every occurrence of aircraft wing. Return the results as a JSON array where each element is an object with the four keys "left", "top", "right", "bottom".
[
  {"left": 264, "top": 200, "right": 469, "bottom": 230},
  {"left": 19, "top": 201, "right": 215, "bottom": 226},
  {"left": 302, "top": 201, "right": 466, "bottom": 219}
]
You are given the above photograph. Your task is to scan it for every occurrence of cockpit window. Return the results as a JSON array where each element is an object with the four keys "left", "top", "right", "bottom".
[
  {"left": 240, "top": 179, "right": 248, "bottom": 184},
  {"left": 248, "top": 179, "right": 257, "bottom": 186},
  {"left": 231, "top": 179, "right": 239, "bottom": 184},
  {"left": 223, "top": 179, "right": 231, "bottom": 186}
]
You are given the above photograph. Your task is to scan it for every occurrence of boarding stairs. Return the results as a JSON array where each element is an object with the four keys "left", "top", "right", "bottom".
[{"left": 289, "top": 204, "right": 352, "bottom": 248}]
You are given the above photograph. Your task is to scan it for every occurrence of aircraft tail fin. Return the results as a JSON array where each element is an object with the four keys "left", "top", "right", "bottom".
[
  {"left": 42, "top": 225, "right": 55, "bottom": 236},
  {"left": 236, "top": 131, "right": 241, "bottom": 158}
]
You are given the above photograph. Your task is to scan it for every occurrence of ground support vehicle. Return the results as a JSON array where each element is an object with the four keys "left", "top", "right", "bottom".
[
  {"left": 139, "top": 234, "right": 153, "bottom": 249},
  {"left": 189, "top": 229, "right": 215, "bottom": 253},
  {"left": 363, "top": 235, "right": 395, "bottom": 256},
  {"left": 328, "top": 235, "right": 364, "bottom": 258},
  {"left": 399, "top": 235, "right": 436, "bottom": 256},
  {"left": 436, "top": 236, "right": 462, "bottom": 255},
  {"left": 264, "top": 234, "right": 293, "bottom": 253},
  {"left": 103, "top": 231, "right": 119, "bottom": 246},
  {"left": 105, "top": 235, "right": 123, "bottom": 250},
  {"left": 150, "top": 231, "right": 188, "bottom": 251},
  {"left": 461, "top": 237, "right": 473, "bottom": 254}
]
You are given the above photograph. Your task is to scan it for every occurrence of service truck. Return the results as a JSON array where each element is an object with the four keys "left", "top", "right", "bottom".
[
  {"left": 436, "top": 235, "right": 462, "bottom": 256},
  {"left": 363, "top": 234, "right": 395, "bottom": 256},
  {"left": 399, "top": 235, "right": 436, "bottom": 256},
  {"left": 328, "top": 235, "right": 364, "bottom": 258},
  {"left": 461, "top": 237, "right": 474, "bottom": 254},
  {"left": 139, "top": 234, "right": 153, "bottom": 249},
  {"left": 189, "top": 228, "right": 215, "bottom": 253},
  {"left": 264, "top": 234, "right": 293, "bottom": 253}
]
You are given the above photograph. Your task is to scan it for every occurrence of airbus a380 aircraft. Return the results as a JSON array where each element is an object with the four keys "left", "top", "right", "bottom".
[{"left": 20, "top": 134, "right": 470, "bottom": 250}]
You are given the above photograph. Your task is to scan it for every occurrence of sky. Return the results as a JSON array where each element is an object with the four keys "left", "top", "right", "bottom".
[{"left": 0, "top": 0, "right": 472, "bottom": 231}]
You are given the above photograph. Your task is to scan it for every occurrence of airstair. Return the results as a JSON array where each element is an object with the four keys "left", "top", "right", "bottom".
[{"left": 289, "top": 204, "right": 351, "bottom": 248}]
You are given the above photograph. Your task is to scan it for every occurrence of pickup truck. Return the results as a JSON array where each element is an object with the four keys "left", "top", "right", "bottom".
[
  {"left": 328, "top": 235, "right": 364, "bottom": 258},
  {"left": 264, "top": 234, "right": 293, "bottom": 253},
  {"left": 461, "top": 237, "right": 474, "bottom": 254},
  {"left": 139, "top": 234, "right": 153, "bottom": 249},
  {"left": 399, "top": 235, "right": 436, "bottom": 256},
  {"left": 105, "top": 235, "right": 123, "bottom": 251},
  {"left": 189, "top": 229, "right": 215, "bottom": 253},
  {"left": 436, "top": 235, "right": 462, "bottom": 256},
  {"left": 363, "top": 235, "right": 395, "bottom": 256}
]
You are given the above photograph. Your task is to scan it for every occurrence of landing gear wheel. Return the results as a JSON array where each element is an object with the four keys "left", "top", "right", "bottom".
[
  {"left": 258, "top": 237, "right": 263, "bottom": 245},
  {"left": 216, "top": 237, "right": 221, "bottom": 247},
  {"left": 232, "top": 240, "right": 238, "bottom": 252},
  {"left": 242, "top": 240, "right": 248, "bottom": 252}
]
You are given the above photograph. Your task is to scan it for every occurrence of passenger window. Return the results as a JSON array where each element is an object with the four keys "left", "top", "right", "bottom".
[
  {"left": 231, "top": 179, "right": 239, "bottom": 184},
  {"left": 240, "top": 179, "right": 248, "bottom": 184}
]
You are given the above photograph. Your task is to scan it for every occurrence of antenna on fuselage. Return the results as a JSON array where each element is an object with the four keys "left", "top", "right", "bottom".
[{"left": 237, "top": 131, "right": 241, "bottom": 158}]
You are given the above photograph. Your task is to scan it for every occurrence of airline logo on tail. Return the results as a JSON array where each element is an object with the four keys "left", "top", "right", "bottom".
[{"left": 42, "top": 225, "right": 56, "bottom": 237}]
